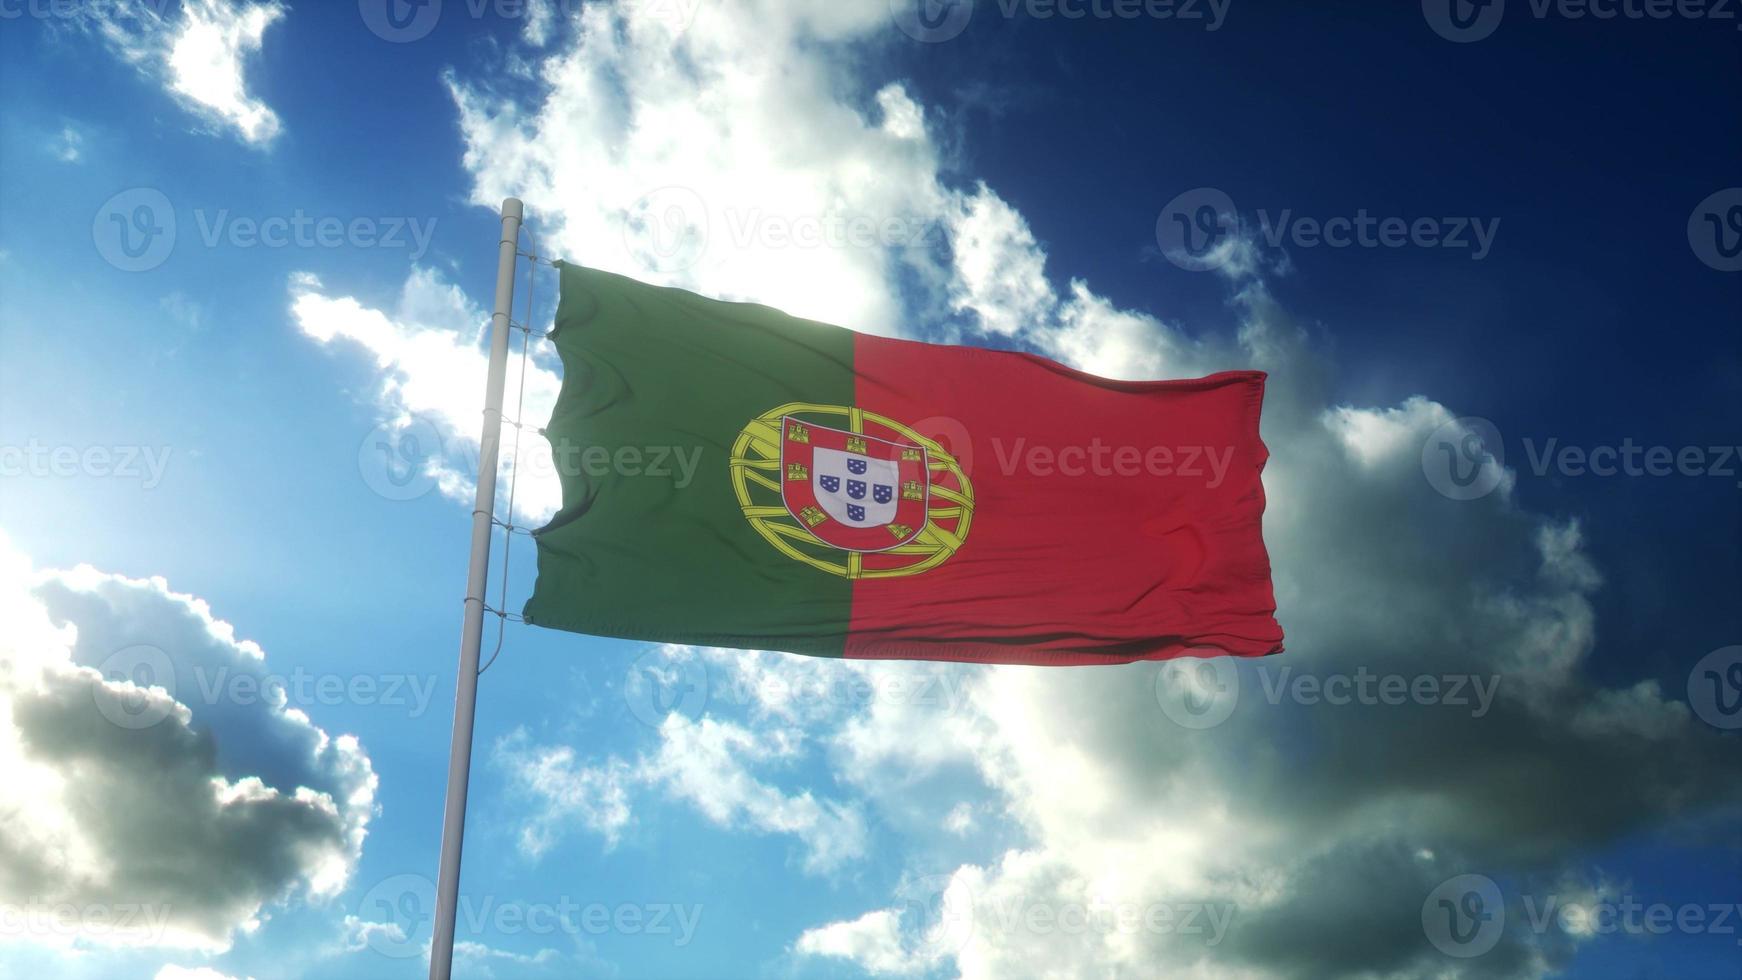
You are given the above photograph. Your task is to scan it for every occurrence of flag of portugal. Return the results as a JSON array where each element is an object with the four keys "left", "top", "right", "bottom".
[{"left": 522, "top": 264, "right": 1283, "bottom": 666}]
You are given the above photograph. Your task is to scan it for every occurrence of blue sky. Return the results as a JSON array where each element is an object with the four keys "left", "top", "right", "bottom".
[{"left": 1, "top": 2, "right": 1738, "bottom": 978}]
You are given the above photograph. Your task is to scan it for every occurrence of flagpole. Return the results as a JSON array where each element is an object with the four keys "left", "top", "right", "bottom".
[{"left": 429, "top": 197, "right": 524, "bottom": 980}]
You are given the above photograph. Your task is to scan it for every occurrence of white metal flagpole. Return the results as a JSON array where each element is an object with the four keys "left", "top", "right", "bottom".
[{"left": 429, "top": 197, "right": 524, "bottom": 980}]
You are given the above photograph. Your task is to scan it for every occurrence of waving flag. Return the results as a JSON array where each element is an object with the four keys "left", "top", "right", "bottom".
[{"left": 523, "top": 264, "right": 1283, "bottom": 665}]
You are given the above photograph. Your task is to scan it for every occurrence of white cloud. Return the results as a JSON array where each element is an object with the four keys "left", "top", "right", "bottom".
[
  {"left": 453, "top": 940, "right": 576, "bottom": 979},
  {"left": 943, "top": 186, "right": 1055, "bottom": 339},
  {"left": 82, "top": 0, "right": 285, "bottom": 145},
  {"left": 644, "top": 712, "right": 868, "bottom": 873},
  {"left": 154, "top": 967, "right": 251, "bottom": 980},
  {"left": 443, "top": 1, "right": 947, "bottom": 335},
  {"left": 289, "top": 268, "right": 563, "bottom": 523},
  {"left": 0, "top": 532, "right": 376, "bottom": 952},
  {"left": 521, "top": 0, "right": 557, "bottom": 46},
  {"left": 794, "top": 908, "right": 934, "bottom": 976},
  {"left": 942, "top": 802, "right": 975, "bottom": 835},
  {"left": 496, "top": 698, "right": 868, "bottom": 874},
  {"left": 49, "top": 125, "right": 84, "bottom": 163},
  {"left": 338, "top": 913, "right": 407, "bottom": 954},
  {"left": 495, "top": 730, "right": 633, "bottom": 855}
]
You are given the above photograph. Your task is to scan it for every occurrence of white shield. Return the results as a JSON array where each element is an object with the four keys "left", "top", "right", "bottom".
[{"left": 812, "top": 447, "right": 900, "bottom": 528}]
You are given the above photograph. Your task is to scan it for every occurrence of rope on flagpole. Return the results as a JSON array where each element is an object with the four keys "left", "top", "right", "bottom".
[{"left": 478, "top": 221, "right": 546, "bottom": 677}]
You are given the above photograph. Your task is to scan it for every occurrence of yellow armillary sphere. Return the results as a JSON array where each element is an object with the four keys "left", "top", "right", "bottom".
[{"left": 729, "top": 403, "right": 974, "bottom": 579}]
